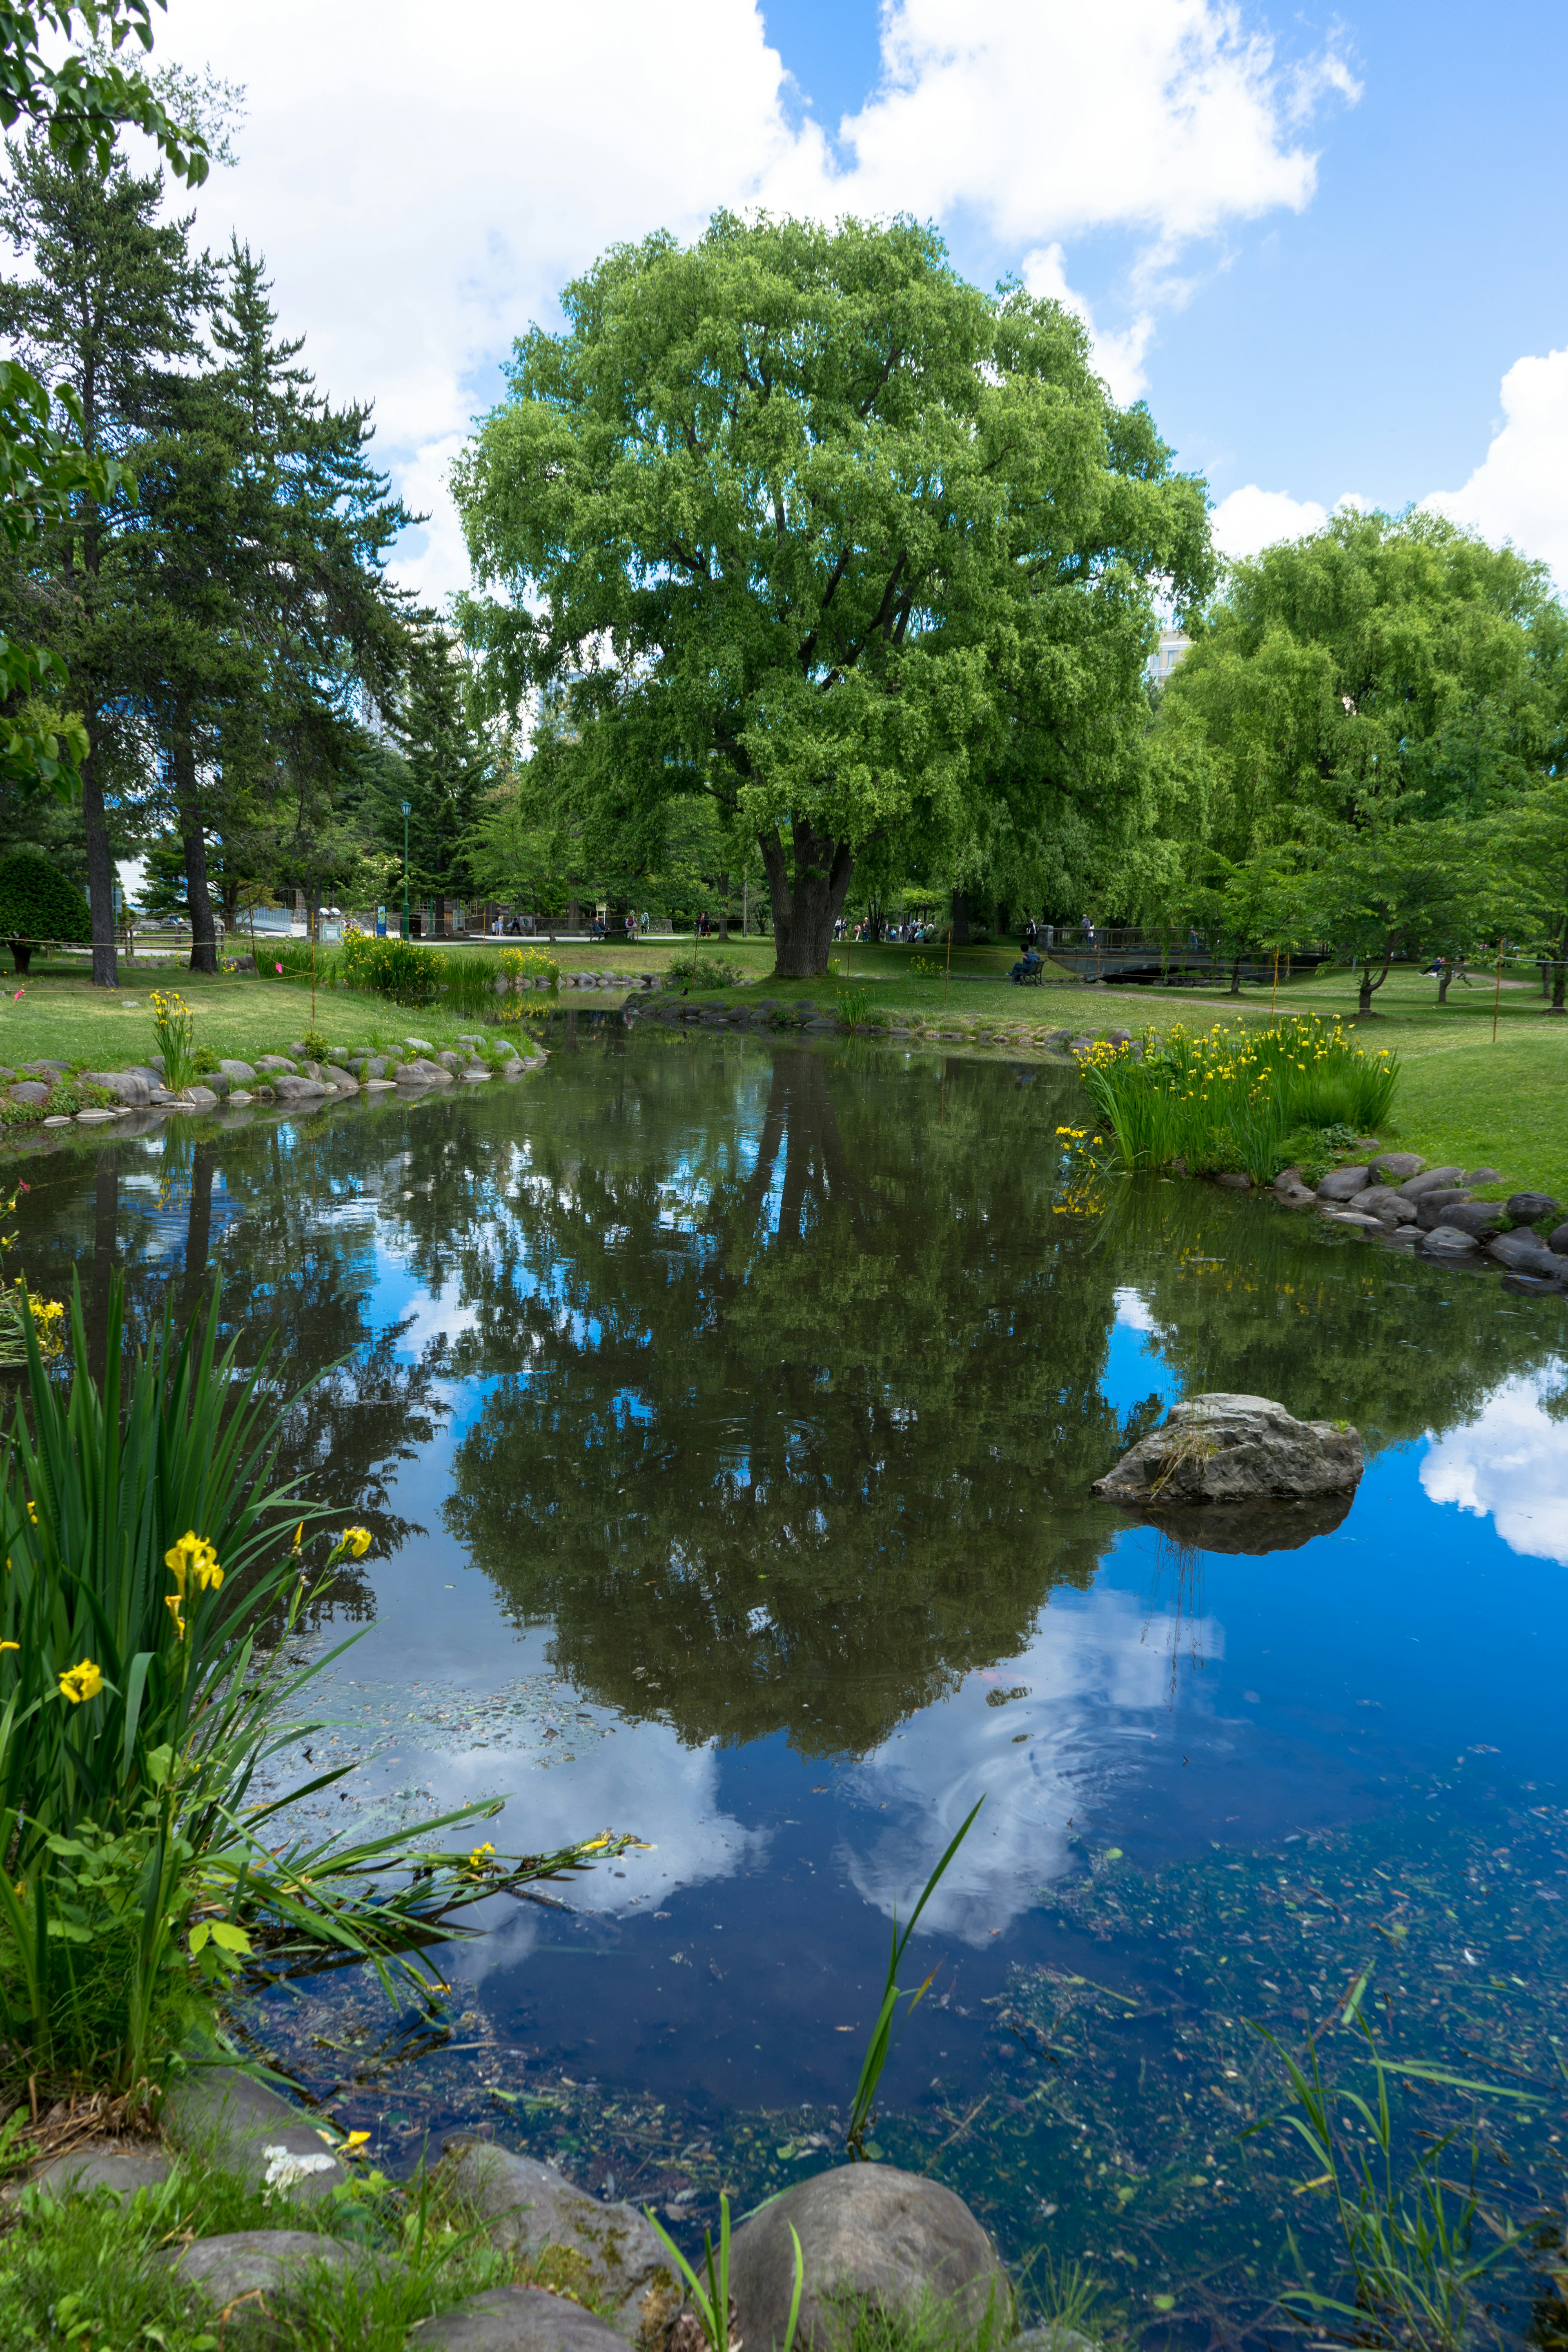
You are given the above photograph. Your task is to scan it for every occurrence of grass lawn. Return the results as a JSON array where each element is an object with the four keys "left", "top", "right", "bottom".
[{"left": 3, "top": 943, "right": 1562, "bottom": 1207}]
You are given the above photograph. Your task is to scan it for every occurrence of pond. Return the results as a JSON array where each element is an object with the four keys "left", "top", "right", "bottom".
[{"left": 18, "top": 1018, "right": 1568, "bottom": 2347}]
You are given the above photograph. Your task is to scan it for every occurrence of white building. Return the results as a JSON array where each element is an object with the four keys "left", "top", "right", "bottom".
[{"left": 1148, "top": 626, "right": 1192, "bottom": 685}]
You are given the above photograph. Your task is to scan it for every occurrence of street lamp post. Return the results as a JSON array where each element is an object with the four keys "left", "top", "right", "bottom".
[{"left": 401, "top": 801, "right": 411, "bottom": 939}]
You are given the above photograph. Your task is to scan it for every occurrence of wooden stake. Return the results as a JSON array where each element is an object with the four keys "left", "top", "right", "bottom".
[
  {"left": 944, "top": 914, "right": 953, "bottom": 1009},
  {"left": 1492, "top": 940, "right": 1503, "bottom": 1042}
]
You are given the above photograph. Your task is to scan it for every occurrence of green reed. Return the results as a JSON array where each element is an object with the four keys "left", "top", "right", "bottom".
[{"left": 1079, "top": 1018, "right": 1401, "bottom": 1181}]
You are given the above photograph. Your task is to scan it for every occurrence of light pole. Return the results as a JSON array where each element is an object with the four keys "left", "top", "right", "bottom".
[{"left": 401, "top": 801, "right": 411, "bottom": 939}]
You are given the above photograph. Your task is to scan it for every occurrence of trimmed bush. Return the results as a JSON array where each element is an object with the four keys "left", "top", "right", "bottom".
[{"left": 0, "top": 851, "right": 90, "bottom": 974}]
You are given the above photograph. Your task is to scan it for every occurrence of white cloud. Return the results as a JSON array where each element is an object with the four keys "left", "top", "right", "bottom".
[
  {"left": 155, "top": 2, "right": 1353, "bottom": 606},
  {"left": 1210, "top": 483, "right": 1329, "bottom": 558},
  {"left": 1425, "top": 346, "right": 1568, "bottom": 586},
  {"left": 1112, "top": 1284, "right": 1160, "bottom": 1334},
  {"left": 1419, "top": 1372, "right": 1568, "bottom": 1566},
  {"left": 1022, "top": 243, "right": 1154, "bottom": 405},
  {"left": 841, "top": 1585, "right": 1225, "bottom": 1943}
]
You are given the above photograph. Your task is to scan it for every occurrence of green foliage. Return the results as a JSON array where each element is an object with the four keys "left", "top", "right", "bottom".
[
  {"left": 149, "top": 982, "right": 196, "bottom": 1091},
  {"left": 646, "top": 2193, "right": 804, "bottom": 2352},
  {"left": 454, "top": 211, "right": 1212, "bottom": 976},
  {"left": 847, "top": 1799, "right": 982, "bottom": 2161},
  {"left": 665, "top": 951, "right": 747, "bottom": 993},
  {"left": 338, "top": 929, "right": 438, "bottom": 1004},
  {"left": 439, "top": 947, "right": 503, "bottom": 1018},
  {"left": 0, "top": 1277, "right": 632, "bottom": 2090},
  {"left": 1252, "top": 2013, "right": 1532, "bottom": 2352},
  {"left": 0, "top": 847, "right": 89, "bottom": 971},
  {"left": 1079, "top": 1018, "right": 1399, "bottom": 1180}
]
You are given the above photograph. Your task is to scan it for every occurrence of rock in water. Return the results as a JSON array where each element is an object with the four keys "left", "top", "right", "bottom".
[
  {"left": 440, "top": 2145, "right": 670, "bottom": 2338},
  {"left": 730, "top": 2164, "right": 1007, "bottom": 2352},
  {"left": 1091, "top": 1394, "right": 1363, "bottom": 1505}
]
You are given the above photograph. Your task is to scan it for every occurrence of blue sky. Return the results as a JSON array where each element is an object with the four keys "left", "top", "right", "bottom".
[{"left": 172, "top": 0, "right": 1568, "bottom": 592}]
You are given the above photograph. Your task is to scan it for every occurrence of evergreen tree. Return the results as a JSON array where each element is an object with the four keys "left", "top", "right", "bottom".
[
  {"left": 370, "top": 627, "right": 492, "bottom": 922},
  {"left": 0, "top": 127, "right": 208, "bottom": 982}
]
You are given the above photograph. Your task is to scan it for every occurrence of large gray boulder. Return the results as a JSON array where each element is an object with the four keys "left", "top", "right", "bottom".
[
  {"left": 1091, "top": 1393, "right": 1363, "bottom": 1506},
  {"left": 156, "top": 2230, "right": 367, "bottom": 2336},
  {"left": 1315, "top": 1166, "right": 1370, "bottom": 1201},
  {"left": 271, "top": 1074, "right": 331, "bottom": 1103},
  {"left": 1416, "top": 1199, "right": 1503, "bottom": 1237},
  {"left": 218, "top": 1058, "right": 256, "bottom": 1082},
  {"left": 1488, "top": 1231, "right": 1567, "bottom": 1278},
  {"left": 80, "top": 1067, "right": 151, "bottom": 1105},
  {"left": 1551, "top": 1222, "right": 1568, "bottom": 1257},
  {"left": 1400, "top": 1165, "right": 1464, "bottom": 1198},
  {"left": 730, "top": 2164, "right": 1007, "bottom": 2352},
  {"left": 1417, "top": 1224, "right": 1479, "bottom": 1257},
  {"left": 162, "top": 2067, "right": 347, "bottom": 2204},
  {"left": 1371, "top": 1152, "right": 1424, "bottom": 1181},
  {"left": 413, "top": 2287, "right": 626, "bottom": 2352},
  {"left": 33, "top": 2145, "right": 171, "bottom": 2199},
  {"left": 1506, "top": 1191, "right": 1560, "bottom": 1224},
  {"left": 1348, "top": 1187, "right": 1417, "bottom": 1223},
  {"left": 440, "top": 2145, "right": 671, "bottom": 2339}
]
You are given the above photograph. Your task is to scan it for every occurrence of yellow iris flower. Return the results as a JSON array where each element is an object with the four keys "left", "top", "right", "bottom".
[
  {"left": 165, "top": 1531, "right": 223, "bottom": 1595},
  {"left": 59, "top": 1658, "right": 104, "bottom": 1704}
]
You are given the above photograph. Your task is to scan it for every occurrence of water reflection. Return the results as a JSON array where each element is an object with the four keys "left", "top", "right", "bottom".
[{"left": 11, "top": 1024, "right": 1568, "bottom": 2346}]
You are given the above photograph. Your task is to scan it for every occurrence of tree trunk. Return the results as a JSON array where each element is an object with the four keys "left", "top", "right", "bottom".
[
  {"left": 1437, "top": 967, "right": 1452, "bottom": 1004},
  {"left": 80, "top": 740, "right": 120, "bottom": 990},
  {"left": 949, "top": 890, "right": 970, "bottom": 945},
  {"left": 172, "top": 711, "right": 219, "bottom": 974},
  {"left": 761, "top": 822, "right": 856, "bottom": 979},
  {"left": 716, "top": 873, "right": 730, "bottom": 942},
  {"left": 8, "top": 940, "right": 31, "bottom": 976},
  {"left": 1229, "top": 954, "right": 1242, "bottom": 995},
  {"left": 1551, "top": 960, "right": 1566, "bottom": 1016},
  {"left": 1358, "top": 968, "right": 1374, "bottom": 1014}
]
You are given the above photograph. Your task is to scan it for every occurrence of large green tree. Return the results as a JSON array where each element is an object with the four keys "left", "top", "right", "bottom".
[{"left": 454, "top": 213, "right": 1211, "bottom": 978}]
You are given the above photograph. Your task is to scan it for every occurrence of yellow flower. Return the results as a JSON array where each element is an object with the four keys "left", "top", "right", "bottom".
[
  {"left": 0, "top": 1639, "right": 17, "bottom": 1652},
  {"left": 466, "top": 1842, "right": 497, "bottom": 1871},
  {"left": 165, "top": 1530, "right": 222, "bottom": 1595},
  {"left": 59, "top": 1658, "right": 103, "bottom": 1704},
  {"left": 165, "top": 1594, "right": 186, "bottom": 1642},
  {"left": 292, "top": 1520, "right": 305, "bottom": 1553},
  {"left": 25, "top": 1501, "right": 36, "bottom": 1526},
  {"left": 341, "top": 2131, "right": 371, "bottom": 2155},
  {"left": 338, "top": 1526, "right": 372, "bottom": 1559}
]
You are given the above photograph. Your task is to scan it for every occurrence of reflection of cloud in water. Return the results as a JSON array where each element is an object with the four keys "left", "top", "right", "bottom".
[
  {"left": 842, "top": 1587, "right": 1222, "bottom": 1946},
  {"left": 432, "top": 1723, "right": 770, "bottom": 1987},
  {"left": 1420, "top": 1373, "right": 1568, "bottom": 1566},
  {"left": 1113, "top": 1286, "right": 1160, "bottom": 1335}
]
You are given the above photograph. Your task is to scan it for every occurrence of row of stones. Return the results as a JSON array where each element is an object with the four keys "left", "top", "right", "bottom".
[
  {"left": 640, "top": 998, "right": 999, "bottom": 1042},
  {"left": 1270, "top": 1151, "right": 1568, "bottom": 1285},
  {"left": 7, "top": 1034, "right": 532, "bottom": 1126},
  {"left": 30, "top": 2074, "right": 1022, "bottom": 2352}
]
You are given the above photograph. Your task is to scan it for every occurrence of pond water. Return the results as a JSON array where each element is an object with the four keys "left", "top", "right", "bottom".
[{"left": 18, "top": 1019, "right": 1568, "bottom": 2347}]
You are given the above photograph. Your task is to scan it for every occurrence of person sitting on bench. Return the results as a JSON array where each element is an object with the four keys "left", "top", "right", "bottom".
[{"left": 1010, "top": 945, "right": 1043, "bottom": 984}]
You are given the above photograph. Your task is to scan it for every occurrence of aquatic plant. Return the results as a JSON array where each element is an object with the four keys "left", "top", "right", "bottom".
[
  {"left": 149, "top": 986, "right": 197, "bottom": 1094},
  {"left": 1251, "top": 2010, "right": 1534, "bottom": 2352},
  {"left": 337, "top": 930, "right": 438, "bottom": 1004},
  {"left": 666, "top": 951, "right": 748, "bottom": 993},
  {"left": 0, "top": 1277, "right": 632, "bottom": 2091},
  {"left": 846, "top": 1799, "right": 983, "bottom": 2161},
  {"left": 1079, "top": 1018, "right": 1400, "bottom": 1181},
  {"left": 646, "top": 2192, "right": 803, "bottom": 2352}
]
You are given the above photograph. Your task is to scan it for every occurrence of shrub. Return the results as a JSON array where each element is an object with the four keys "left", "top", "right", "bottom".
[
  {"left": 0, "top": 851, "right": 91, "bottom": 975},
  {"left": 1080, "top": 1018, "right": 1400, "bottom": 1182},
  {"left": 339, "top": 929, "right": 439, "bottom": 1004},
  {"left": 665, "top": 951, "right": 747, "bottom": 992}
]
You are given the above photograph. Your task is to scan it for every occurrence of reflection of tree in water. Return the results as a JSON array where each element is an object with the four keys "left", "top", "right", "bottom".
[
  {"left": 441, "top": 1038, "right": 1136, "bottom": 1755},
  {"left": 15, "top": 1114, "right": 452, "bottom": 1618}
]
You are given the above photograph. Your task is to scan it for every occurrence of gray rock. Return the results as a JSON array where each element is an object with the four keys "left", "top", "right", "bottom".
[
  {"left": 404, "top": 1035, "right": 435, "bottom": 1052},
  {"left": 730, "top": 2163, "right": 1007, "bottom": 2352},
  {"left": 183, "top": 1085, "right": 220, "bottom": 1109},
  {"left": 1213, "top": 1172, "right": 1251, "bottom": 1190},
  {"left": 42, "top": 1114, "right": 73, "bottom": 1127},
  {"left": 327, "top": 1068, "right": 359, "bottom": 1094},
  {"left": 1416, "top": 1200, "right": 1503, "bottom": 1238},
  {"left": 157, "top": 2229, "right": 365, "bottom": 2324},
  {"left": 80, "top": 1067, "right": 151, "bottom": 1105},
  {"left": 1464, "top": 1167, "right": 1504, "bottom": 1185},
  {"left": 1487, "top": 1231, "right": 1565, "bottom": 1276},
  {"left": 1506, "top": 1191, "right": 1560, "bottom": 1223},
  {"left": 412, "top": 2287, "right": 627, "bottom": 2352},
  {"left": 1372, "top": 1152, "right": 1424, "bottom": 1181},
  {"left": 1412, "top": 1189, "right": 1473, "bottom": 1224},
  {"left": 1315, "top": 1166, "right": 1371, "bottom": 1201},
  {"left": 218, "top": 1058, "right": 257, "bottom": 1082},
  {"left": 1551, "top": 1222, "right": 1568, "bottom": 1257},
  {"left": 228, "top": 1090, "right": 254, "bottom": 1105},
  {"left": 1348, "top": 1187, "right": 1417, "bottom": 1222},
  {"left": 203, "top": 1071, "right": 230, "bottom": 1097},
  {"left": 33, "top": 2146, "right": 171, "bottom": 2200},
  {"left": 255, "top": 1055, "right": 297, "bottom": 1074},
  {"left": 1013, "top": 2330, "right": 1100, "bottom": 2352},
  {"left": 1069, "top": 1034, "right": 1094, "bottom": 1056},
  {"left": 1399, "top": 1165, "right": 1465, "bottom": 1198},
  {"left": 75, "top": 1107, "right": 120, "bottom": 1125},
  {"left": 163, "top": 2067, "right": 347, "bottom": 2203},
  {"left": 1417, "top": 1224, "right": 1479, "bottom": 1257},
  {"left": 1091, "top": 1392, "right": 1363, "bottom": 1506},
  {"left": 437, "top": 1051, "right": 465, "bottom": 1072},
  {"left": 441, "top": 2146, "right": 670, "bottom": 2335},
  {"left": 271, "top": 1074, "right": 331, "bottom": 1103},
  {"left": 1322, "top": 1209, "right": 1381, "bottom": 1227},
  {"left": 1274, "top": 1180, "right": 1318, "bottom": 1209},
  {"left": 7, "top": 1081, "right": 50, "bottom": 1106}
]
